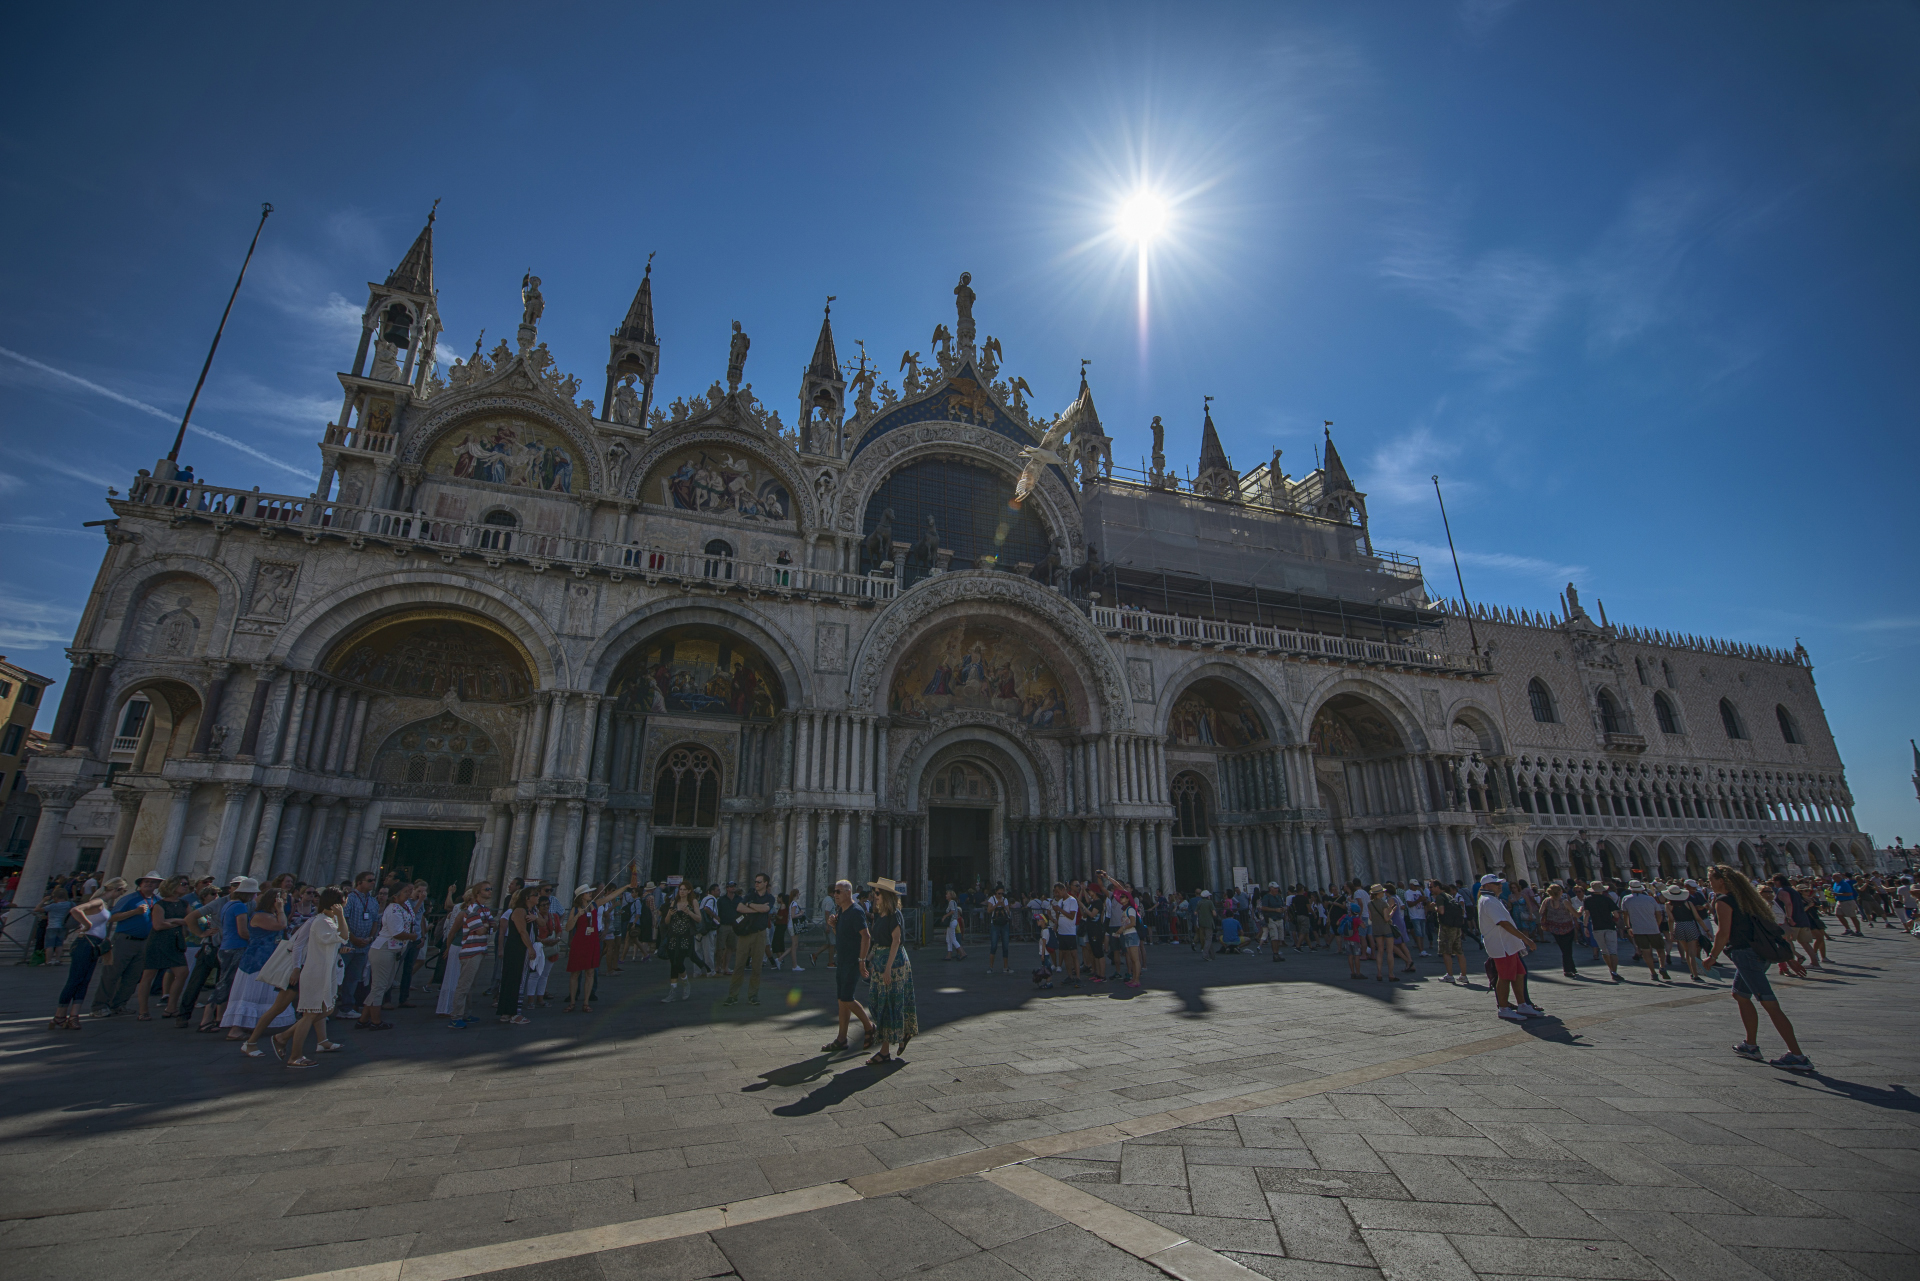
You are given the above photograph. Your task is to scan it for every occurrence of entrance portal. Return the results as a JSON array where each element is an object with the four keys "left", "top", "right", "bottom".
[
  {"left": 650, "top": 835, "right": 710, "bottom": 885},
  {"left": 1173, "top": 842, "right": 1207, "bottom": 894},
  {"left": 380, "top": 828, "right": 476, "bottom": 908},
  {"left": 928, "top": 807, "right": 989, "bottom": 898}
]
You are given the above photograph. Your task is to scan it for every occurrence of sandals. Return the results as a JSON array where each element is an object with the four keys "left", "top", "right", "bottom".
[
  {"left": 820, "top": 1039, "right": 848, "bottom": 1053},
  {"left": 896, "top": 1034, "right": 911, "bottom": 1056},
  {"left": 317, "top": 1040, "right": 343, "bottom": 1053},
  {"left": 286, "top": 1057, "right": 318, "bottom": 1069},
  {"left": 240, "top": 1042, "right": 265, "bottom": 1058},
  {"left": 867, "top": 1051, "right": 892, "bottom": 1066},
  {"left": 563, "top": 1003, "right": 575, "bottom": 1013},
  {"left": 269, "top": 1036, "right": 288, "bottom": 1062}
]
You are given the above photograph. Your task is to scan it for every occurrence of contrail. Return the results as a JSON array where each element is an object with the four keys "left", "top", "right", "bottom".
[{"left": 0, "top": 345, "right": 315, "bottom": 483}]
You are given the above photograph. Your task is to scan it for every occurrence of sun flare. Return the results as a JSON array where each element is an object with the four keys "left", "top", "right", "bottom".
[{"left": 1116, "top": 190, "right": 1170, "bottom": 244}]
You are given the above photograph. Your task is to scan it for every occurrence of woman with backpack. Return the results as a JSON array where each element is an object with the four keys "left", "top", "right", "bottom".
[{"left": 1704, "top": 864, "right": 1812, "bottom": 1073}]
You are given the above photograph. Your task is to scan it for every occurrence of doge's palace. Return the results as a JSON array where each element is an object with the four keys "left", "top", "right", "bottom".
[{"left": 11, "top": 212, "right": 1872, "bottom": 922}]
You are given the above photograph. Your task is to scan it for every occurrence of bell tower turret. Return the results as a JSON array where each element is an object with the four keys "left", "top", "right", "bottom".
[
  {"left": 1193, "top": 396, "right": 1239, "bottom": 499},
  {"left": 798, "top": 297, "right": 845, "bottom": 456},
  {"left": 604, "top": 254, "right": 660, "bottom": 427}
]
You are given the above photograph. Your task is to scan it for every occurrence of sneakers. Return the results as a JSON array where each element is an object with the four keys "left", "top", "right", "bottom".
[
  {"left": 747, "top": 996, "right": 759, "bottom": 1005},
  {"left": 721, "top": 997, "right": 738, "bottom": 1007},
  {"left": 448, "top": 1019, "right": 468, "bottom": 1029},
  {"left": 1732, "top": 1042, "right": 1763, "bottom": 1060},
  {"left": 1439, "top": 974, "right": 1454, "bottom": 984},
  {"left": 1769, "top": 1052, "right": 1815, "bottom": 1072},
  {"left": 792, "top": 966, "right": 805, "bottom": 971},
  {"left": 1515, "top": 1002, "right": 1545, "bottom": 1018},
  {"left": 1497, "top": 1007, "right": 1527, "bottom": 1022},
  {"left": 660, "top": 984, "right": 679, "bottom": 1003},
  {"left": 678, "top": 984, "right": 691, "bottom": 1001}
]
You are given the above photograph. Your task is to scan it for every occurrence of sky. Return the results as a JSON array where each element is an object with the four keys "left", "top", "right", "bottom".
[{"left": 2, "top": 2, "right": 1916, "bottom": 842}]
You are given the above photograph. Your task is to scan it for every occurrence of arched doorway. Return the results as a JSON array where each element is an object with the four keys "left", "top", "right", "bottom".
[
  {"left": 1171, "top": 771, "right": 1213, "bottom": 892},
  {"left": 926, "top": 759, "right": 998, "bottom": 898},
  {"left": 1536, "top": 840, "right": 1561, "bottom": 884},
  {"left": 1309, "top": 691, "right": 1415, "bottom": 883},
  {"left": 651, "top": 745, "right": 720, "bottom": 882}
]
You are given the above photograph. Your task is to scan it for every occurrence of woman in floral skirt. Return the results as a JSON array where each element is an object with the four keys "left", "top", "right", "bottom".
[{"left": 865, "top": 879, "right": 917, "bottom": 1064}]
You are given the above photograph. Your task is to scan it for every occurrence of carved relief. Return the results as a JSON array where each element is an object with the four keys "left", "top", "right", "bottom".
[
  {"left": 1126, "top": 657, "right": 1155, "bottom": 704},
  {"left": 563, "top": 582, "right": 596, "bottom": 636},
  {"left": 814, "top": 621, "right": 849, "bottom": 674},
  {"left": 247, "top": 561, "right": 298, "bottom": 619}
]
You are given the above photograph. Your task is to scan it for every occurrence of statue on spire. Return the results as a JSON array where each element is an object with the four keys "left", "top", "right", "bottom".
[
  {"left": 953, "top": 271, "right": 976, "bottom": 350},
  {"left": 520, "top": 272, "right": 544, "bottom": 328},
  {"left": 727, "top": 320, "right": 750, "bottom": 390}
]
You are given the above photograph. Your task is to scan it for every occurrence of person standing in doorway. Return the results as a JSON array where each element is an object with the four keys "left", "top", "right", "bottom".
[
  {"left": 822, "top": 879, "right": 875, "bottom": 1052},
  {"left": 724, "top": 872, "right": 776, "bottom": 1006}
]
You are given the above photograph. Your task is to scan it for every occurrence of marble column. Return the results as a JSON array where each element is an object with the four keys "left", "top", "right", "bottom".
[
  {"left": 207, "top": 782, "right": 254, "bottom": 884},
  {"left": 555, "top": 800, "right": 585, "bottom": 892},
  {"left": 190, "top": 663, "right": 233, "bottom": 756},
  {"left": 246, "top": 787, "right": 289, "bottom": 879},
  {"left": 154, "top": 781, "right": 196, "bottom": 878},
  {"left": 104, "top": 787, "right": 144, "bottom": 880},
  {"left": 504, "top": 801, "right": 533, "bottom": 899},
  {"left": 527, "top": 800, "right": 555, "bottom": 883},
  {"left": 300, "top": 796, "right": 342, "bottom": 884},
  {"left": 0, "top": 785, "right": 84, "bottom": 943}
]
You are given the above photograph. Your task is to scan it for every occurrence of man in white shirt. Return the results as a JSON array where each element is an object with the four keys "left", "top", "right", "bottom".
[
  {"left": 1620, "top": 881, "right": 1671, "bottom": 983},
  {"left": 1050, "top": 881, "right": 1081, "bottom": 985},
  {"left": 1476, "top": 875, "right": 1540, "bottom": 1023},
  {"left": 360, "top": 884, "right": 418, "bottom": 1030},
  {"left": 1404, "top": 886, "right": 1429, "bottom": 956}
]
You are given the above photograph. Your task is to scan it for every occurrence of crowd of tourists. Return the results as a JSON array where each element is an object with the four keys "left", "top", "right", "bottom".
[{"left": 11, "top": 854, "right": 1912, "bottom": 1076}]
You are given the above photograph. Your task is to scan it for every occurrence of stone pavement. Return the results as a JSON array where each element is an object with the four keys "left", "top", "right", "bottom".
[{"left": 1, "top": 927, "right": 1915, "bottom": 1281}]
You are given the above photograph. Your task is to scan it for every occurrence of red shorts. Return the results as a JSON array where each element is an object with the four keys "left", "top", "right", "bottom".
[{"left": 1493, "top": 953, "right": 1527, "bottom": 981}]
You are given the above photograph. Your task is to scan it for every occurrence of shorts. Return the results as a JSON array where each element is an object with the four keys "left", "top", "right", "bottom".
[
  {"left": 1672, "top": 922, "right": 1700, "bottom": 943},
  {"left": 1053, "top": 934, "right": 1077, "bottom": 954},
  {"left": 1632, "top": 934, "right": 1664, "bottom": 955},
  {"left": 834, "top": 965, "right": 862, "bottom": 1003},
  {"left": 1835, "top": 900, "right": 1859, "bottom": 918},
  {"left": 1492, "top": 952, "right": 1527, "bottom": 981},
  {"left": 1082, "top": 926, "right": 1106, "bottom": 950},
  {"left": 1438, "top": 925, "right": 1463, "bottom": 957},
  {"left": 1118, "top": 931, "right": 1139, "bottom": 949},
  {"left": 1290, "top": 915, "right": 1311, "bottom": 936},
  {"left": 1727, "top": 947, "right": 1776, "bottom": 1003},
  {"left": 1790, "top": 926, "right": 1814, "bottom": 947},
  {"left": 1592, "top": 928, "right": 1617, "bottom": 958},
  {"left": 1344, "top": 939, "right": 1363, "bottom": 956}
]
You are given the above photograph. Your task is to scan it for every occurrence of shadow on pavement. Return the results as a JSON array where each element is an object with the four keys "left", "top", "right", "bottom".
[{"left": 771, "top": 1057, "right": 905, "bottom": 1116}]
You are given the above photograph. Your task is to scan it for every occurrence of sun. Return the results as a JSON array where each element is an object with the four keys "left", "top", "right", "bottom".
[{"left": 1115, "top": 190, "right": 1170, "bottom": 244}]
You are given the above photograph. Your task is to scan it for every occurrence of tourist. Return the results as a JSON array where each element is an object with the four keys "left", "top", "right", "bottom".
[
  {"left": 279, "top": 888, "right": 347, "bottom": 1068},
  {"left": 1435, "top": 880, "right": 1471, "bottom": 983},
  {"left": 941, "top": 888, "right": 968, "bottom": 962},
  {"left": 655, "top": 882, "right": 701, "bottom": 1001},
  {"left": 1663, "top": 885, "right": 1708, "bottom": 982},
  {"left": 522, "top": 889, "right": 558, "bottom": 1008},
  {"left": 495, "top": 886, "right": 536, "bottom": 1024},
  {"left": 230, "top": 888, "right": 294, "bottom": 1051},
  {"left": 1539, "top": 882, "right": 1579, "bottom": 977},
  {"left": 337, "top": 871, "right": 380, "bottom": 1019},
  {"left": 1476, "top": 875, "right": 1538, "bottom": 1021},
  {"left": 1050, "top": 881, "right": 1083, "bottom": 982},
  {"left": 172, "top": 882, "right": 227, "bottom": 1027},
  {"left": 1581, "top": 880, "right": 1623, "bottom": 982},
  {"left": 1620, "top": 881, "right": 1671, "bottom": 983},
  {"left": 358, "top": 882, "right": 416, "bottom": 1031},
  {"left": 135, "top": 876, "right": 192, "bottom": 1020},
  {"left": 1189, "top": 888, "right": 1213, "bottom": 963},
  {"left": 775, "top": 891, "right": 802, "bottom": 971},
  {"left": 1258, "top": 882, "right": 1287, "bottom": 962},
  {"left": 51, "top": 878, "right": 118, "bottom": 1030},
  {"left": 437, "top": 883, "right": 483, "bottom": 1025},
  {"left": 714, "top": 881, "right": 740, "bottom": 977},
  {"left": 823, "top": 879, "right": 875, "bottom": 1052},
  {"left": 1800, "top": 878, "right": 1832, "bottom": 966},
  {"left": 723, "top": 871, "right": 776, "bottom": 1006},
  {"left": 865, "top": 879, "right": 916, "bottom": 1063},
  {"left": 1102, "top": 874, "right": 1144, "bottom": 988},
  {"left": 1366, "top": 885, "right": 1397, "bottom": 982},
  {"left": 985, "top": 884, "right": 1013, "bottom": 974},
  {"left": 90, "top": 870, "right": 160, "bottom": 1018},
  {"left": 698, "top": 884, "right": 721, "bottom": 973},
  {"left": 38, "top": 879, "right": 74, "bottom": 966},
  {"left": 1705, "top": 864, "right": 1813, "bottom": 1071},
  {"left": 193, "top": 876, "right": 257, "bottom": 1032}
]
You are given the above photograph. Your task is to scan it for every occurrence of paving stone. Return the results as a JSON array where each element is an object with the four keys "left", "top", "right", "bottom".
[
  {"left": 1222, "top": 1255, "right": 1387, "bottom": 1281},
  {"left": 907, "top": 1174, "right": 1066, "bottom": 1249},
  {"left": 1257, "top": 1168, "right": 1412, "bottom": 1201},
  {"left": 990, "top": 1221, "right": 1169, "bottom": 1281},
  {"left": 1262, "top": 1192, "right": 1376, "bottom": 1267}
]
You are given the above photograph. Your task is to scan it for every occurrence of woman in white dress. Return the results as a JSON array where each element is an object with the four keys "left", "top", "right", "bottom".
[
  {"left": 281, "top": 890, "right": 346, "bottom": 1068},
  {"left": 226, "top": 889, "right": 297, "bottom": 1046}
]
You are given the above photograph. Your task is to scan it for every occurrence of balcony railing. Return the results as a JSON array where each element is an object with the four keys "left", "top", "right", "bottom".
[
  {"left": 322, "top": 423, "right": 397, "bottom": 454},
  {"left": 118, "top": 479, "right": 896, "bottom": 602},
  {"left": 1090, "top": 603, "right": 1465, "bottom": 669}
]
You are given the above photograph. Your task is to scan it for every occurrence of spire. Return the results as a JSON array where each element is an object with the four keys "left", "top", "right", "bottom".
[
  {"left": 1198, "top": 395, "right": 1229, "bottom": 474},
  {"left": 808, "top": 297, "right": 839, "bottom": 381},
  {"left": 384, "top": 201, "right": 437, "bottom": 296},
  {"left": 1322, "top": 424, "right": 1353, "bottom": 493},
  {"left": 618, "top": 253, "right": 657, "bottom": 344}
]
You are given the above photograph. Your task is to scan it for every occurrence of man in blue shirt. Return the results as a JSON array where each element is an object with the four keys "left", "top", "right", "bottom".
[
  {"left": 337, "top": 871, "right": 381, "bottom": 1018},
  {"left": 91, "top": 871, "right": 161, "bottom": 1017},
  {"left": 1830, "top": 875, "right": 1861, "bottom": 936}
]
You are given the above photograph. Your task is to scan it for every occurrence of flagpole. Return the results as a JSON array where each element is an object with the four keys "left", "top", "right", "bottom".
[
  {"left": 168, "top": 202, "right": 273, "bottom": 464},
  {"left": 1432, "top": 474, "right": 1478, "bottom": 658}
]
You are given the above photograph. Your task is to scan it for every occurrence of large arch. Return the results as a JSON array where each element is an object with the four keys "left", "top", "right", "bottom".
[
  {"left": 623, "top": 422, "right": 820, "bottom": 531},
  {"left": 585, "top": 599, "right": 812, "bottom": 708},
  {"left": 94, "top": 560, "right": 242, "bottom": 656},
  {"left": 1156, "top": 658, "right": 1295, "bottom": 746},
  {"left": 277, "top": 571, "right": 565, "bottom": 689},
  {"left": 400, "top": 387, "right": 610, "bottom": 495},
  {"left": 851, "top": 570, "right": 1128, "bottom": 731}
]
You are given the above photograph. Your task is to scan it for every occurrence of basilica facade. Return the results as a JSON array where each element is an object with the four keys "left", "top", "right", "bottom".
[{"left": 11, "top": 212, "right": 1872, "bottom": 922}]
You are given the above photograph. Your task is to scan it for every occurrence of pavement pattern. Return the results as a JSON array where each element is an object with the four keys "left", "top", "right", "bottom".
[{"left": 1, "top": 926, "right": 1915, "bottom": 1281}]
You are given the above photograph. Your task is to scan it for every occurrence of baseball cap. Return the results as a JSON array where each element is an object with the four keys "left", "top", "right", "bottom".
[{"left": 1478, "top": 873, "right": 1505, "bottom": 888}]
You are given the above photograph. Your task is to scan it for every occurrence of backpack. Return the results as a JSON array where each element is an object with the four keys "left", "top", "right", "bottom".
[{"left": 1743, "top": 908, "right": 1793, "bottom": 963}]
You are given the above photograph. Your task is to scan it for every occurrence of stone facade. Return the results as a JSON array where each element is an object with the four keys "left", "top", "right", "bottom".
[{"left": 7, "top": 215, "right": 1870, "bottom": 931}]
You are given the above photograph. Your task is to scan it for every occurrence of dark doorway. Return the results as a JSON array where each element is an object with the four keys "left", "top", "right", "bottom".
[
  {"left": 928, "top": 807, "right": 990, "bottom": 898},
  {"left": 380, "top": 828, "right": 475, "bottom": 910},
  {"left": 650, "top": 835, "right": 710, "bottom": 885},
  {"left": 1173, "top": 842, "right": 1207, "bottom": 894}
]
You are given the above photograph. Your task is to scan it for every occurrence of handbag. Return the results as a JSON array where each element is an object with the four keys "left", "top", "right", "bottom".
[{"left": 257, "top": 938, "right": 299, "bottom": 990}]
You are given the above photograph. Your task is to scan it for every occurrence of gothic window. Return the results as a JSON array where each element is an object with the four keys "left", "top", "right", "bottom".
[
  {"left": 1634, "top": 657, "right": 1649, "bottom": 685},
  {"left": 1775, "top": 705, "right": 1801, "bottom": 744},
  {"left": 1654, "top": 692, "right": 1680, "bottom": 735},
  {"left": 1172, "top": 772, "right": 1209, "bottom": 838},
  {"left": 1661, "top": 659, "right": 1675, "bottom": 688},
  {"left": 1528, "top": 679, "right": 1556, "bottom": 723},
  {"left": 703, "top": 540, "right": 734, "bottom": 581},
  {"left": 653, "top": 746, "right": 720, "bottom": 829},
  {"left": 1719, "top": 698, "right": 1746, "bottom": 740},
  {"left": 929, "top": 761, "right": 994, "bottom": 801},
  {"left": 1597, "top": 688, "right": 1624, "bottom": 735}
]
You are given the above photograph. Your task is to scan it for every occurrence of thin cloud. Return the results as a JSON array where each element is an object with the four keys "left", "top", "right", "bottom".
[
  {"left": 0, "top": 523, "right": 99, "bottom": 541},
  {"left": 1377, "top": 218, "right": 1570, "bottom": 372},
  {"left": 1394, "top": 540, "right": 1586, "bottom": 585},
  {"left": 0, "top": 591, "right": 80, "bottom": 649},
  {"left": 17, "top": 450, "right": 118, "bottom": 490},
  {"left": 0, "top": 346, "right": 314, "bottom": 483}
]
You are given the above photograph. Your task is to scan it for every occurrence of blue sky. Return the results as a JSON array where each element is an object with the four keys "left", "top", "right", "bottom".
[{"left": 3, "top": 3, "right": 1915, "bottom": 841}]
